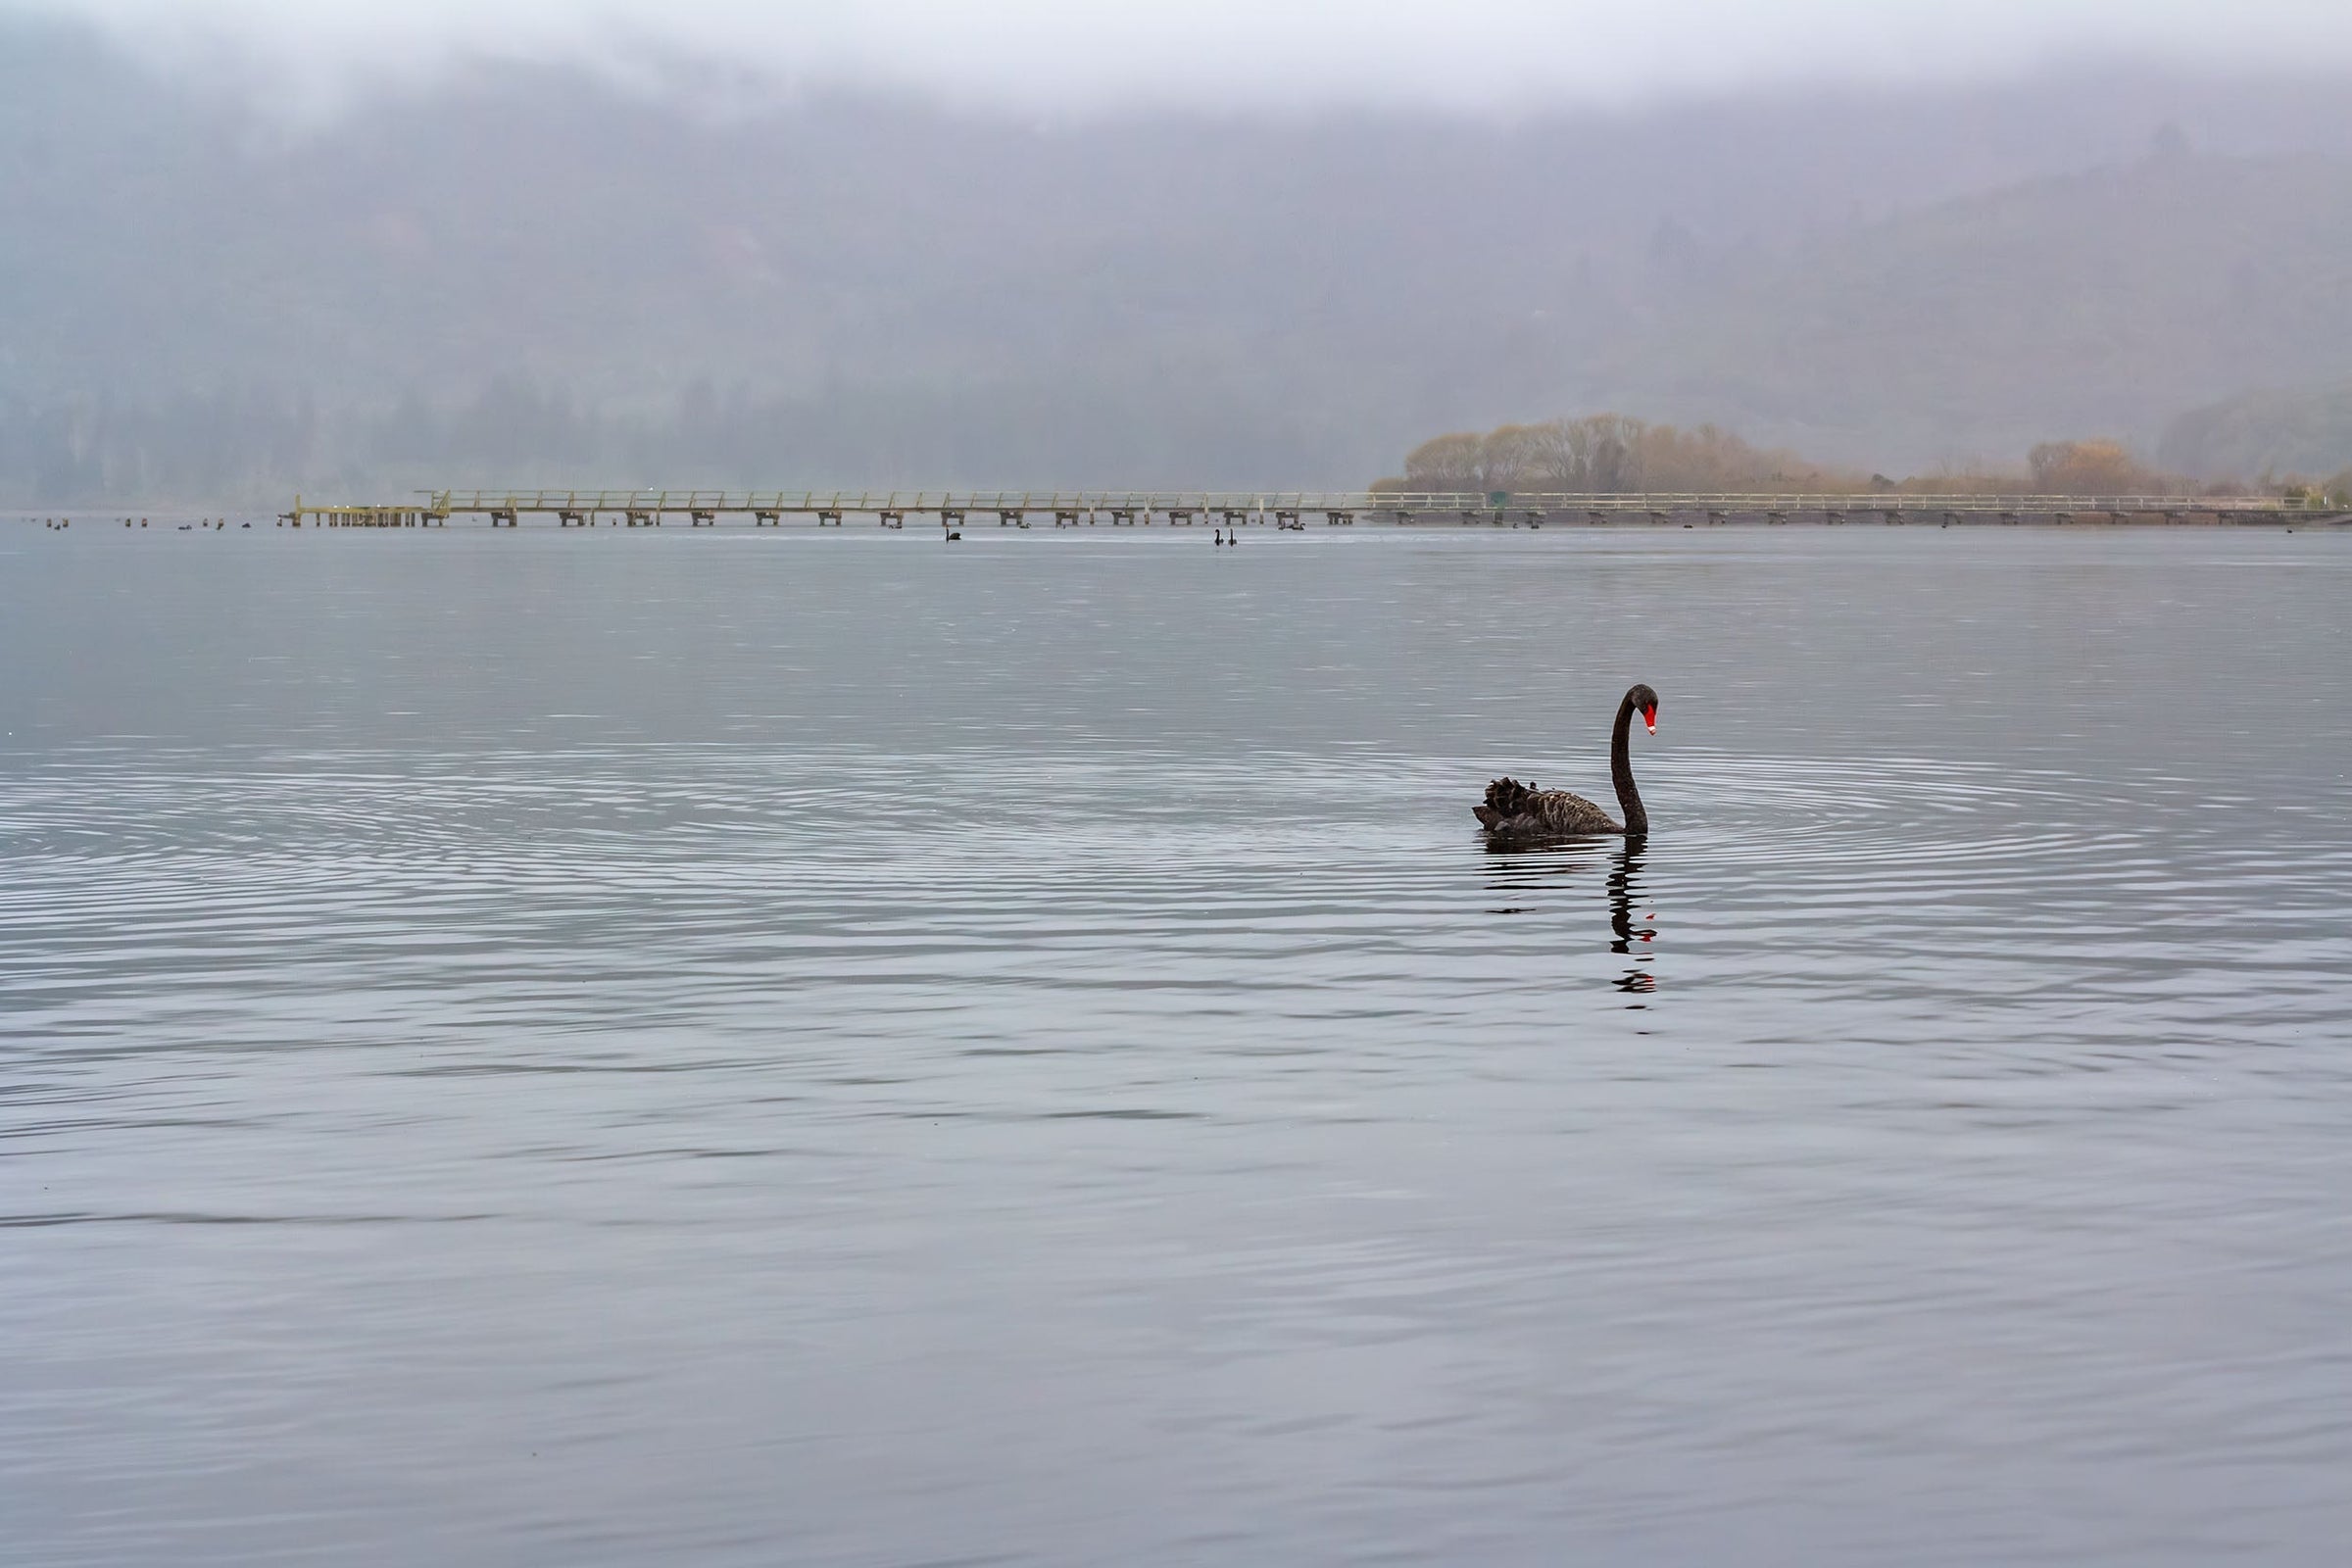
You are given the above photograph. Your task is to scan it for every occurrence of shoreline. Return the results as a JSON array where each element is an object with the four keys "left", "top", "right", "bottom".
[{"left": 16, "top": 508, "right": 2348, "bottom": 532}]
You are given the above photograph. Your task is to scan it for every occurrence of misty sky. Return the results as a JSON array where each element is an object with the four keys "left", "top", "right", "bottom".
[{"left": 33, "top": 0, "right": 2352, "bottom": 112}]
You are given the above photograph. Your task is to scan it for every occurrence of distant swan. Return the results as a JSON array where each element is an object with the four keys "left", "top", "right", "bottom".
[{"left": 1475, "top": 683, "right": 1658, "bottom": 838}]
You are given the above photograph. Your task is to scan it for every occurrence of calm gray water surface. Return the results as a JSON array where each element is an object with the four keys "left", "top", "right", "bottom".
[{"left": 4, "top": 524, "right": 2350, "bottom": 1565}]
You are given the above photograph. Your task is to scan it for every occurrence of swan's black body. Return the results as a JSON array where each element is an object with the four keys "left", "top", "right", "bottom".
[{"left": 1475, "top": 683, "right": 1657, "bottom": 839}]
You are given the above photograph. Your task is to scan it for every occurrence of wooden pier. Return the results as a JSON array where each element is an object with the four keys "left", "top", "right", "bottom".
[{"left": 277, "top": 489, "right": 2344, "bottom": 529}]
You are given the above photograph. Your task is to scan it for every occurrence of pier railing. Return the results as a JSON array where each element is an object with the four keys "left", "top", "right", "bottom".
[{"left": 275, "top": 489, "right": 2342, "bottom": 528}]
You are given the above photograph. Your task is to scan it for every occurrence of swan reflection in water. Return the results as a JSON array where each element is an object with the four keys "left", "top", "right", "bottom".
[
  {"left": 1606, "top": 843, "right": 1657, "bottom": 997},
  {"left": 1483, "top": 836, "right": 1658, "bottom": 1001}
]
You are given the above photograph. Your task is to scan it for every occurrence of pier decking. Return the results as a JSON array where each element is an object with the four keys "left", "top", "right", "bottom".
[{"left": 277, "top": 490, "right": 2343, "bottom": 529}]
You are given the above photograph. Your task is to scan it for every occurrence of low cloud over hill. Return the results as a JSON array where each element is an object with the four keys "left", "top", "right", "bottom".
[{"left": 7, "top": 16, "right": 2352, "bottom": 503}]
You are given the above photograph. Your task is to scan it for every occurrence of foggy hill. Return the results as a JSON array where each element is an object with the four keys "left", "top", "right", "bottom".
[
  {"left": 1590, "top": 143, "right": 2352, "bottom": 471},
  {"left": 2160, "top": 383, "right": 2352, "bottom": 481},
  {"left": 6, "top": 15, "right": 2352, "bottom": 503}
]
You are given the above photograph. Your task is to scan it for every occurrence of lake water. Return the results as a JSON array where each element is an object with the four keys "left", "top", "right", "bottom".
[{"left": 5, "top": 522, "right": 2349, "bottom": 1566}]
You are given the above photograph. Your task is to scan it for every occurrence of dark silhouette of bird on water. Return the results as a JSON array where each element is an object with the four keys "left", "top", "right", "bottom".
[{"left": 1475, "top": 683, "right": 1659, "bottom": 839}]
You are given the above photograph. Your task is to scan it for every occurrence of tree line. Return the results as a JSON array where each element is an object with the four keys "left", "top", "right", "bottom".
[
  {"left": 1378, "top": 416, "right": 1855, "bottom": 495},
  {"left": 1374, "top": 416, "right": 2324, "bottom": 498}
]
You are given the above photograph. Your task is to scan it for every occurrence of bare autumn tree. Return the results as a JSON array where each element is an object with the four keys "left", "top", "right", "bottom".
[
  {"left": 1638, "top": 421, "right": 1773, "bottom": 489},
  {"left": 2028, "top": 439, "right": 2155, "bottom": 494},
  {"left": 1520, "top": 418, "right": 1585, "bottom": 488},
  {"left": 1517, "top": 414, "right": 1648, "bottom": 490},
  {"left": 1584, "top": 415, "right": 1648, "bottom": 490},
  {"left": 1477, "top": 423, "right": 1544, "bottom": 491},
  {"left": 1402, "top": 431, "right": 1483, "bottom": 490}
]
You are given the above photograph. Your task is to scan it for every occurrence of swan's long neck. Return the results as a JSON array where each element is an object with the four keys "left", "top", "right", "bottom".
[{"left": 1610, "top": 693, "right": 1648, "bottom": 838}]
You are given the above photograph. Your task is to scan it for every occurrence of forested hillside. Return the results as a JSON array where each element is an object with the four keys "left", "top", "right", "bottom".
[
  {"left": 2161, "top": 384, "right": 2352, "bottom": 480},
  {"left": 1591, "top": 144, "right": 2352, "bottom": 472},
  {"left": 7, "top": 16, "right": 2352, "bottom": 503}
]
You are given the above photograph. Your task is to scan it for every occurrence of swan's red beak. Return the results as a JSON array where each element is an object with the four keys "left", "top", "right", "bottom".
[{"left": 1642, "top": 705, "right": 1657, "bottom": 734}]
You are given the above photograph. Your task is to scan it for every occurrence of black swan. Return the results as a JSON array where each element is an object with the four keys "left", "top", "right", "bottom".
[{"left": 1475, "top": 683, "right": 1658, "bottom": 838}]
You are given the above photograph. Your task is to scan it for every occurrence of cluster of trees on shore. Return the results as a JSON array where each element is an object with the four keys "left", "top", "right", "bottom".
[
  {"left": 1379, "top": 416, "right": 1853, "bottom": 495},
  {"left": 1375, "top": 416, "right": 2337, "bottom": 498}
]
